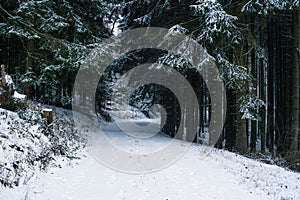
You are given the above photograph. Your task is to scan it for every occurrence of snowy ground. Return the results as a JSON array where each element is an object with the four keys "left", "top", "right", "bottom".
[{"left": 1, "top": 113, "right": 300, "bottom": 200}]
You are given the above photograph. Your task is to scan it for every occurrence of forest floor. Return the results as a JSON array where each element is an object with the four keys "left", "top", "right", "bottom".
[{"left": 1, "top": 108, "right": 300, "bottom": 200}]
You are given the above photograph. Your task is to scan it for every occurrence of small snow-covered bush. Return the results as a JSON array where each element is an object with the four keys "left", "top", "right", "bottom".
[{"left": 0, "top": 104, "right": 86, "bottom": 187}]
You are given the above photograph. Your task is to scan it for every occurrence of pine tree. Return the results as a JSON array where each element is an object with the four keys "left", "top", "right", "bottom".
[{"left": 0, "top": 0, "right": 112, "bottom": 107}]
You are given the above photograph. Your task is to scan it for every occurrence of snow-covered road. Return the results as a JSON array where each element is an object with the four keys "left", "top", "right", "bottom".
[
  {"left": 25, "top": 148, "right": 260, "bottom": 200},
  {"left": 1, "top": 119, "right": 300, "bottom": 200}
]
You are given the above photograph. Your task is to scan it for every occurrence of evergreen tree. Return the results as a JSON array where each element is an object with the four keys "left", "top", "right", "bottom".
[
  {"left": 0, "top": 0, "right": 112, "bottom": 107},
  {"left": 111, "top": 0, "right": 299, "bottom": 162}
]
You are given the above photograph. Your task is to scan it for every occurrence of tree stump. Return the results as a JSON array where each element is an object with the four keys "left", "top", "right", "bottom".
[
  {"left": 42, "top": 108, "right": 53, "bottom": 125},
  {"left": 0, "top": 64, "right": 27, "bottom": 110},
  {"left": 0, "top": 64, "right": 14, "bottom": 109}
]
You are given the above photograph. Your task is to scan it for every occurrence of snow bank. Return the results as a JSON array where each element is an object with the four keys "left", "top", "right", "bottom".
[{"left": 0, "top": 105, "right": 86, "bottom": 188}]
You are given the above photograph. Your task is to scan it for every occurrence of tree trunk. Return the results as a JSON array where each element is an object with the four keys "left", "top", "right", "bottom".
[
  {"left": 234, "top": 38, "right": 248, "bottom": 153},
  {"left": 225, "top": 89, "right": 236, "bottom": 151},
  {"left": 24, "top": 40, "right": 34, "bottom": 99},
  {"left": 1, "top": 64, "right": 7, "bottom": 88},
  {"left": 286, "top": 9, "right": 300, "bottom": 166}
]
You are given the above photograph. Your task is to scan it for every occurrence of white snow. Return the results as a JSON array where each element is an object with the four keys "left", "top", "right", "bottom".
[
  {"left": 1, "top": 111, "right": 300, "bottom": 200},
  {"left": 13, "top": 91, "right": 27, "bottom": 101},
  {"left": 42, "top": 108, "right": 53, "bottom": 112},
  {"left": 5, "top": 75, "right": 14, "bottom": 88}
]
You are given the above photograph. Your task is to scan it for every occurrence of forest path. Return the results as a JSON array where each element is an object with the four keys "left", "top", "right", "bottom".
[
  {"left": 22, "top": 119, "right": 264, "bottom": 200},
  {"left": 2, "top": 119, "right": 299, "bottom": 200}
]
